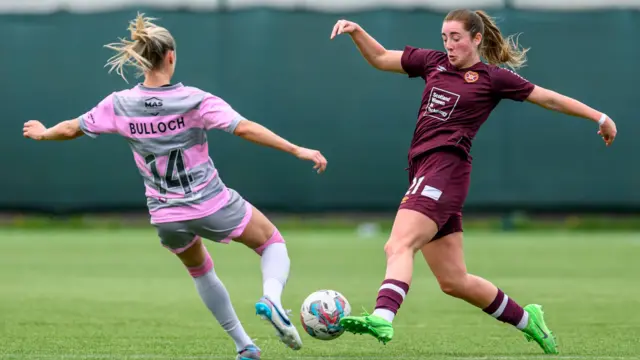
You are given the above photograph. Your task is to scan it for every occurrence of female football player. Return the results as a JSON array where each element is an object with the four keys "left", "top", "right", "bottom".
[
  {"left": 330, "top": 9, "right": 617, "bottom": 355},
  {"left": 23, "top": 13, "right": 327, "bottom": 360}
]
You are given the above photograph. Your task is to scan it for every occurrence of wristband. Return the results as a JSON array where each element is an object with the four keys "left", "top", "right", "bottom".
[{"left": 598, "top": 113, "right": 607, "bottom": 126}]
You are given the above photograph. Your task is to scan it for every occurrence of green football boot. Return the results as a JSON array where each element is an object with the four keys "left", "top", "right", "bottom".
[
  {"left": 522, "top": 304, "right": 559, "bottom": 354},
  {"left": 339, "top": 311, "right": 394, "bottom": 344}
]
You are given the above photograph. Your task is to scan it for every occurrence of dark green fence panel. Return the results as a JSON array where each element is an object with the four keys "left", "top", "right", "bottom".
[{"left": 0, "top": 9, "right": 636, "bottom": 212}]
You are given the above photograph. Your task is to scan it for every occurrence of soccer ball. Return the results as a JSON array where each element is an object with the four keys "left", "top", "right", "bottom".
[{"left": 300, "top": 290, "right": 351, "bottom": 340}]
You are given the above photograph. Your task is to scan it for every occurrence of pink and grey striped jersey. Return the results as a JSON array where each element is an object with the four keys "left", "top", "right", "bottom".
[{"left": 78, "top": 83, "right": 245, "bottom": 224}]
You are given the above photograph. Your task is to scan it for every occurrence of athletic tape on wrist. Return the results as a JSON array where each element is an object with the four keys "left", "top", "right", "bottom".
[{"left": 598, "top": 113, "right": 607, "bottom": 126}]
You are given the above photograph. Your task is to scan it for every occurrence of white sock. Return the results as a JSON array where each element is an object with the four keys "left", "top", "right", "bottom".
[
  {"left": 194, "top": 269, "right": 253, "bottom": 351},
  {"left": 372, "top": 308, "right": 396, "bottom": 323},
  {"left": 261, "top": 242, "right": 290, "bottom": 310},
  {"left": 516, "top": 310, "right": 530, "bottom": 330}
]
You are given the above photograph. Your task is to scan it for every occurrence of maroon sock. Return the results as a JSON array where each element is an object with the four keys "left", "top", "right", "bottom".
[
  {"left": 483, "top": 289, "right": 529, "bottom": 329},
  {"left": 374, "top": 279, "right": 410, "bottom": 314}
]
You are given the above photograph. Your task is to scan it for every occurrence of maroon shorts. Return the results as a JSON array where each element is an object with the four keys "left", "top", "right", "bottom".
[{"left": 399, "top": 148, "right": 471, "bottom": 240}]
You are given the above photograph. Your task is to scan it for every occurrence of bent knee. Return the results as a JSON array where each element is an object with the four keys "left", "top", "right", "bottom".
[
  {"left": 437, "top": 274, "right": 469, "bottom": 297},
  {"left": 384, "top": 237, "right": 421, "bottom": 257}
]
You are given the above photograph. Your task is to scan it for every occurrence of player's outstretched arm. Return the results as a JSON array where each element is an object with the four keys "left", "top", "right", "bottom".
[
  {"left": 23, "top": 119, "right": 84, "bottom": 141},
  {"left": 233, "top": 119, "right": 327, "bottom": 173},
  {"left": 330, "top": 20, "right": 405, "bottom": 74},
  {"left": 526, "top": 85, "right": 617, "bottom": 146}
]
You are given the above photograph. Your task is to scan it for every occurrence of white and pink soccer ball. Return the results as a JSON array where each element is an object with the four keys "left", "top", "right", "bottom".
[{"left": 300, "top": 290, "right": 351, "bottom": 341}]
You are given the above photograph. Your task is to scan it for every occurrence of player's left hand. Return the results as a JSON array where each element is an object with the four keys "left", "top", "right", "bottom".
[
  {"left": 598, "top": 117, "right": 617, "bottom": 146},
  {"left": 23, "top": 120, "right": 46, "bottom": 140},
  {"left": 294, "top": 147, "right": 328, "bottom": 174}
]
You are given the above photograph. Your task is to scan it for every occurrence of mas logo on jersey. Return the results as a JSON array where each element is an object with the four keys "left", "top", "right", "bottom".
[
  {"left": 144, "top": 97, "right": 164, "bottom": 116},
  {"left": 464, "top": 71, "right": 479, "bottom": 83},
  {"left": 144, "top": 97, "right": 163, "bottom": 108}
]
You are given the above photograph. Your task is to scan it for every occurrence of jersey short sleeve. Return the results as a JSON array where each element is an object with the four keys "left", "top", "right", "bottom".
[
  {"left": 199, "top": 93, "right": 245, "bottom": 133},
  {"left": 401, "top": 46, "right": 440, "bottom": 78},
  {"left": 78, "top": 94, "right": 117, "bottom": 138},
  {"left": 491, "top": 67, "right": 535, "bottom": 102}
]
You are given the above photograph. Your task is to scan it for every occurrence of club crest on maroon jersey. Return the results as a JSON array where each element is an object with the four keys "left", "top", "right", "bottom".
[{"left": 464, "top": 71, "right": 479, "bottom": 83}]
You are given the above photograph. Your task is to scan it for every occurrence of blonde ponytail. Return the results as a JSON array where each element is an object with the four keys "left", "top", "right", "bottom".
[{"left": 104, "top": 13, "right": 176, "bottom": 82}]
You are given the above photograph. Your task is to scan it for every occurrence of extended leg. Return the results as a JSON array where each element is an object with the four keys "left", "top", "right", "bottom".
[
  {"left": 421, "top": 230, "right": 558, "bottom": 354},
  {"left": 232, "top": 205, "right": 302, "bottom": 351},
  {"left": 339, "top": 209, "right": 438, "bottom": 344},
  {"left": 173, "top": 237, "right": 261, "bottom": 360}
]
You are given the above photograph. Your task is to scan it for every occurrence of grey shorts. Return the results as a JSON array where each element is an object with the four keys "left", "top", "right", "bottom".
[{"left": 153, "top": 189, "right": 252, "bottom": 254}]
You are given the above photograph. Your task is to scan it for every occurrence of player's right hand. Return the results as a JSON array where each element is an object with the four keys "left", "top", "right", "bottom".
[
  {"left": 23, "top": 120, "right": 46, "bottom": 140},
  {"left": 330, "top": 20, "right": 360, "bottom": 39},
  {"left": 598, "top": 117, "right": 617, "bottom": 147},
  {"left": 294, "top": 147, "right": 328, "bottom": 174}
]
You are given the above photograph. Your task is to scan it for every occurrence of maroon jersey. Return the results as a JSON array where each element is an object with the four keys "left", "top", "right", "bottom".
[{"left": 400, "top": 45, "right": 535, "bottom": 160}]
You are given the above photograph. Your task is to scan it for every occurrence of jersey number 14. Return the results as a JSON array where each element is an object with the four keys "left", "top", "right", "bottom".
[{"left": 145, "top": 149, "right": 193, "bottom": 195}]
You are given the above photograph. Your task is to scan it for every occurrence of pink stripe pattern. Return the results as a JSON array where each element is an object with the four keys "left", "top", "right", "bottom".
[
  {"left": 79, "top": 83, "right": 245, "bottom": 224},
  {"left": 150, "top": 188, "right": 230, "bottom": 224}
]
